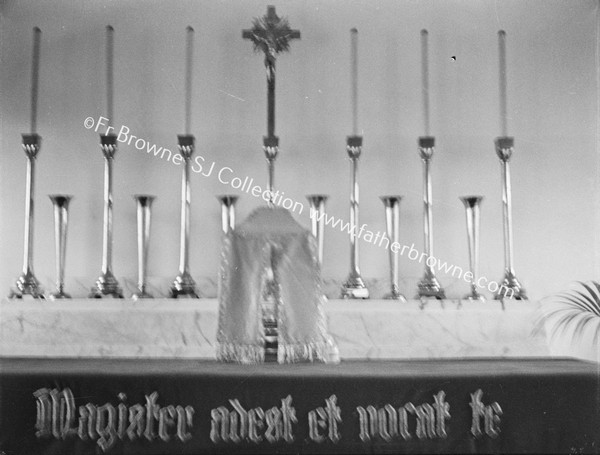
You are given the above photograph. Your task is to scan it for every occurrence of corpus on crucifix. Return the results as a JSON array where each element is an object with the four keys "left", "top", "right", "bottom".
[{"left": 243, "top": 6, "right": 300, "bottom": 143}]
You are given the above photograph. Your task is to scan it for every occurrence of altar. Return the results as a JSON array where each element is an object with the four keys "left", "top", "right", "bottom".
[{"left": 2, "top": 1, "right": 600, "bottom": 454}]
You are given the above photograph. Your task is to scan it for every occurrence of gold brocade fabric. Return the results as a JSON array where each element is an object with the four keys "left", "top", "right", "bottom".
[{"left": 216, "top": 206, "right": 339, "bottom": 364}]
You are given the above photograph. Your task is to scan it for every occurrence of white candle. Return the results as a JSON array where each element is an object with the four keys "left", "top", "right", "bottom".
[
  {"left": 350, "top": 28, "right": 358, "bottom": 136},
  {"left": 185, "top": 26, "right": 194, "bottom": 135},
  {"left": 106, "top": 25, "right": 114, "bottom": 131},
  {"left": 421, "top": 29, "right": 430, "bottom": 137},
  {"left": 498, "top": 30, "right": 508, "bottom": 137},
  {"left": 30, "top": 27, "right": 41, "bottom": 135}
]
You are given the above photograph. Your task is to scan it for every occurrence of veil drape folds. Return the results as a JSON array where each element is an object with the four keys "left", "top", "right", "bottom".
[{"left": 216, "top": 207, "right": 339, "bottom": 364}]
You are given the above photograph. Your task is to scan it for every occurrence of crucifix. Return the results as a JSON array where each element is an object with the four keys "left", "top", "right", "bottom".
[
  {"left": 243, "top": 6, "right": 300, "bottom": 203},
  {"left": 242, "top": 6, "right": 300, "bottom": 362}
]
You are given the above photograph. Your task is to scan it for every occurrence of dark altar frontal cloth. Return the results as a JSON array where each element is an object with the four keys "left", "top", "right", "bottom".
[{"left": 0, "top": 357, "right": 598, "bottom": 454}]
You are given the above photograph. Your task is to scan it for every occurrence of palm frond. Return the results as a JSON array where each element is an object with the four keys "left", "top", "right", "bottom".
[{"left": 540, "top": 281, "right": 600, "bottom": 356}]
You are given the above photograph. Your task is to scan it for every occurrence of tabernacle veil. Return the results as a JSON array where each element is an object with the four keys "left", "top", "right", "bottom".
[{"left": 216, "top": 206, "right": 339, "bottom": 364}]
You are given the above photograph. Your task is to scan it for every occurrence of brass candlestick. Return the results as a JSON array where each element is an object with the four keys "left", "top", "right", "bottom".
[
  {"left": 460, "top": 196, "right": 485, "bottom": 301},
  {"left": 381, "top": 196, "right": 406, "bottom": 302},
  {"left": 132, "top": 195, "right": 155, "bottom": 299},
  {"left": 170, "top": 135, "right": 199, "bottom": 298},
  {"left": 306, "top": 195, "right": 328, "bottom": 266},
  {"left": 417, "top": 136, "right": 445, "bottom": 299},
  {"left": 9, "top": 134, "right": 44, "bottom": 299},
  {"left": 48, "top": 195, "right": 72, "bottom": 299},
  {"left": 495, "top": 137, "right": 527, "bottom": 300},
  {"left": 90, "top": 134, "right": 123, "bottom": 298},
  {"left": 341, "top": 136, "right": 369, "bottom": 299}
]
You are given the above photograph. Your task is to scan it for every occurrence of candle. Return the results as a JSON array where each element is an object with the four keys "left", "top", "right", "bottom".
[
  {"left": 185, "top": 26, "right": 194, "bottom": 135},
  {"left": 106, "top": 25, "right": 114, "bottom": 131},
  {"left": 350, "top": 28, "right": 358, "bottom": 136},
  {"left": 30, "top": 27, "right": 41, "bottom": 135},
  {"left": 498, "top": 30, "right": 508, "bottom": 137},
  {"left": 420, "top": 29, "right": 430, "bottom": 137}
]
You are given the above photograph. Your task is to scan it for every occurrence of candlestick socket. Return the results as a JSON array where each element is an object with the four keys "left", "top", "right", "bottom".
[
  {"left": 418, "top": 136, "right": 435, "bottom": 161},
  {"left": 495, "top": 136, "right": 514, "bottom": 162},
  {"left": 100, "top": 134, "right": 117, "bottom": 146},
  {"left": 263, "top": 136, "right": 279, "bottom": 161},
  {"left": 99, "top": 134, "right": 118, "bottom": 159},
  {"left": 22, "top": 133, "right": 41, "bottom": 158},
  {"left": 346, "top": 136, "right": 363, "bottom": 159},
  {"left": 263, "top": 136, "right": 279, "bottom": 148},
  {"left": 177, "top": 135, "right": 195, "bottom": 160},
  {"left": 177, "top": 135, "right": 195, "bottom": 147},
  {"left": 347, "top": 135, "right": 363, "bottom": 147},
  {"left": 418, "top": 136, "right": 435, "bottom": 148},
  {"left": 306, "top": 194, "right": 328, "bottom": 204}
]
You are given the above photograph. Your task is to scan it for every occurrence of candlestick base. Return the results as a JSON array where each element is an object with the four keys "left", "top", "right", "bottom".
[
  {"left": 384, "top": 285, "right": 407, "bottom": 302},
  {"left": 417, "top": 269, "right": 445, "bottom": 300},
  {"left": 8, "top": 269, "right": 45, "bottom": 299},
  {"left": 463, "top": 290, "right": 486, "bottom": 302},
  {"left": 132, "top": 289, "right": 154, "bottom": 300},
  {"left": 49, "top": 289, "right": 71, "bottom": 300},
  {"left": 341, "top": 273, "right": 370, "bottom": 299},
  {"left": 494, "top": 270, "right": 527, "bottom": 300},
  {"left": 170, "top": 271, "right": 200, "bottom": 298},
  {"left": 89, "top": 271, "right": 123, "bottom": 298}
]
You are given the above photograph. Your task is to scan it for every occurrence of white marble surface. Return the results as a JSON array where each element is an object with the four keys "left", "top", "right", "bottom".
[{"left": 0, "top": 298, "right": 550, "bottom": 359}]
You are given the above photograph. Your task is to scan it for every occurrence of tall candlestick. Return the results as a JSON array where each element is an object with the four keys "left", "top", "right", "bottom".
[
  {"left": 30, "top": 27, "right": 41, "bottom": 135},
  {"left": 170, "top": 136, "right": 199, "bottom": 298},
  {"left": 341, "top": 137, "right": 369, "bottom": 299},
  {"left": 416, "top": 137, "right": 445, "bottom": 300},
  {"left": 106, "top": 25, "right": 114, "bottom": 130},
  {"left": 350, "top": 28, "right": 358, "bottom": 136},
  {"left": 90, "top": 135, "right": 123, "bottom": 298},
  {"left": 495, "top": 138, "right": 527, "bottom": 300},
  {"left": 9, "top": 135, "right": 44, "bottom": 299},
  {"left": 421, "top": 29, "right": 430, "bottom": 137},
  {"left": 498, "top": 30, "right": 508, "bottom": 137},
  {"left": 184, "top": 26, "right": 194, "bottom": 135}
]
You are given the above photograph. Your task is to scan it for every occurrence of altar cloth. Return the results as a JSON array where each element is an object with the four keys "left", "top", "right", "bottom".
[{"left": 0, "top": 358, "right": 598, "bottom": 454}]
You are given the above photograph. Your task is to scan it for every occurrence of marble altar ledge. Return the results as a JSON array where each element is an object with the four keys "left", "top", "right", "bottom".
[{"left": 0, "top": 298, "right": 549, "bottom": 359}]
